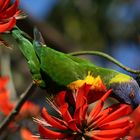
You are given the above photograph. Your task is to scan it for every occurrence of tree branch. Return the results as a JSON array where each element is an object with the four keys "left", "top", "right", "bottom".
[
  {"left": 0, "top": 83, "right": 37, "bottom": 135},
  {"left": 69, "top": 51, "right": 140, "bottom": 75}
]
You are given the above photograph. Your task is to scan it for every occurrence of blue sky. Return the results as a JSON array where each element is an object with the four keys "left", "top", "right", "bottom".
[{"left": 20, "top": 0, "right": 58, "bottom": 20}]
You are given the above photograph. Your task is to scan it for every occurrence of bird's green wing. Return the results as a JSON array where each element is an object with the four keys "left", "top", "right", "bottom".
[
  {"left": 67, "top": 54, "right": 96, "bottom": 66},
  {"left": 40, "top": 47, "right": 85, "bottom": 86}
]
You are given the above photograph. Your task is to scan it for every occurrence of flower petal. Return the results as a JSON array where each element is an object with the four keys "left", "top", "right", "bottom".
[
  {"left": 0, "top": 0, "right": 6, "bottom": 11},
  {"left": 0, "top": 0, "right": 19, "bottom": 19},
  {"left": 0, "top": 18, "right": 16, "bottom": 33},
  {"left": 38, "top": 124, "right": 68, "bottom": 139},
  {"left": 0, "top": 0, "right": 10, "bottom": 11},
  {"left": 55, "top": 91, "right": 66, "bottom": 106},
  {"left": 59, "top": 103, "right": 73, "bottom": 122},
  {"left": 89, "top": 135, "right": 117, "bottom": 140},
  {"left": 16, "top": 101, "right": 40, "bottom": 120},
  {"left": 68, "top": 119, "right": 81, "bottom": 132},
  {"left": 20, "top": 128, "right": 39, "bottom": 140},
  {"left": 0, "top": 91, "right": 14, "bottom": 116},
  {"left": 0, "top": 76, "right": 9, "bottom": 90},
  {"left": 74, "top": 97, "right": 88, "bottom": 126},
  {"left": 87, "top": 90, "right": 106, "bottom": 104},
  {"left": 85, "top": 122, "right": 134, "bottom": 139},
  {"left": 87, "top": 107, "right": 112, "bottom": 130},
  {"left": 124, "top": 136, "right": 134, "bottom": 140},
  {"left": 41, "top": 107, "right": 68, "bottom": 130},
  {"left": 98, "top": 104, "right": 132, "bottom": 126},
  {"left": 99, "top": 117, "right": 131, "bottom": 129},
  {"left": 87, "top": 89, "right": 112, "bottom": 123},
  {"left": 75, "top": 84, "right": 91, "bottom": 109}
]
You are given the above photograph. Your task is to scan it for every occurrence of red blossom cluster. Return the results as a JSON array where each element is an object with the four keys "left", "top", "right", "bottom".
[
  {"left": 0, "top": 0, "right": 20, "bottom": 33},
  {"left": 37, "top": 84, "right": 134, "bottom": 140},
  {"left": 0, "top": 77, "right": 40, "bottom": 120},
  {"left": 0, "top": 77, "right": 40, "bottom": 140}
]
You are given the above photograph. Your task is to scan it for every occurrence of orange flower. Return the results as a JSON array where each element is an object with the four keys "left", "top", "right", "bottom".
[
  {"left": 20, "top": 128, "right": 39, "bottom": 140},
  {"left": 0, "top": 0, "right": 20, "bottom": 33},
  {"left": 16, "top": 101, "right": 40, "bottom": 120},
  {"left": 37, "top": 84, "right": 134, "bottom": 140}
]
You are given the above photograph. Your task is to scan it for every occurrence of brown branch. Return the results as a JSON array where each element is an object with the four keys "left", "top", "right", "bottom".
[{"left": 0, "top": 83, "right": 37, "bottom": 135}]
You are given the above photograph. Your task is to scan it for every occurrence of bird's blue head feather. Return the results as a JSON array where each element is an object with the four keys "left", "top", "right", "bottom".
[{"left": 110, "top": 78, "right": 140, "bottom": 109}]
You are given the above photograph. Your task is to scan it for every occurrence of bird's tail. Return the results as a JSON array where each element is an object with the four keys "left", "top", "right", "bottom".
[{"left": 12, "top": 27, "right": 46, "bottom": 88}]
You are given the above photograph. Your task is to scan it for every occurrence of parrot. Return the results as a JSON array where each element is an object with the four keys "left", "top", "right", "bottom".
[{"left": 11, "top": 27, "right": 140, "bottom": 109}]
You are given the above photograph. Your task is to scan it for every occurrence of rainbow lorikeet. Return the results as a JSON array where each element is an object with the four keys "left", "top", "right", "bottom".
[{"left": 11, "top": 28, "right": 140, "bottom": 109}]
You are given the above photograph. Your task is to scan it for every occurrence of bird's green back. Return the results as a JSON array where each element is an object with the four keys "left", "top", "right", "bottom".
[
  {"left": 40, "top": 47, "right": 84, "bottom": 86},
  {"left": 40, "top": 47, "right": 131, "bottom": 88}
]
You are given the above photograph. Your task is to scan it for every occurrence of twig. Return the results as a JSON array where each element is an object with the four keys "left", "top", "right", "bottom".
[
  {"left": 69, "top": 51, "right": 140, "bottom": 75},
  {"left": 0, "top": 83, "right": 37, "bottom": 135}
]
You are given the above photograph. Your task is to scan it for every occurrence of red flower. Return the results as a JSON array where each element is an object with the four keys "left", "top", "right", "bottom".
[
  {"left": 0, "top": 90, "right": 14, "bottom": 116},
  {"left": 130, "top": 106, "right": 140, "bottom": 138},
  {"left": 0, "top": 76, "right": 40, "bottom": 139},
  {"left": 16, "top": 101, "right": 40, "bottom": 120},
  {"left": 0, "top": 76, "right": 9, "bottom": 89},
  {"left": 0, "top": 76, "right": 14, "bottom": 116},
  {"left": 0, "top": 76, "right": 40, "bottom": 119},
  {"left": 37, "top": 84, "right": 134, "bottom": 140},
  {"left": 20, "top": 128, "right": 39, "bottom": 140},
  {"left": 0, "top": 0, "right": 20, "bottom": 33}
]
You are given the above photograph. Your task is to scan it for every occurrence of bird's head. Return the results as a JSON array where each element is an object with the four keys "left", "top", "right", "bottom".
[{"left": 110, "top": 75, "right": 140, "bottom": 109}]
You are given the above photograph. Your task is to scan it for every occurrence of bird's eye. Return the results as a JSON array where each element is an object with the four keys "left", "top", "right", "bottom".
[{"left": 129, "top": 91, "right": 135, "bottom": 99}]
